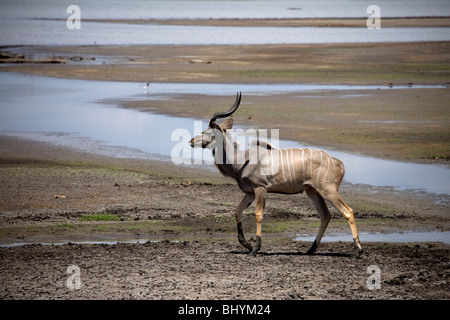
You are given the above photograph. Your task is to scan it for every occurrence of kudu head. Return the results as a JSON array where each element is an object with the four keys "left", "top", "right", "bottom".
[{"left": 189, "top": 92, "right": 241, "bottom": 150}]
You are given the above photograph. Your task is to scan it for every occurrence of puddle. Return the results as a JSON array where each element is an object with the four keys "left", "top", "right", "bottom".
[
  {"left": 0, "top": 47, "right": 109, "bottom": 66},
  {"left": 294, "top": 230, "right": 450, "bottom": 244},
  {"left": 1, "top": 73, "right": 449, "bottom": 197},
  {"left": 1, "top": 230, "right": 448, "bottom": 248}
]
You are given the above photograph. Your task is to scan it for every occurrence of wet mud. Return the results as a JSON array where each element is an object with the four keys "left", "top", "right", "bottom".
[{"left": 1, "top": 240, "right": 448, "bottom": 300}]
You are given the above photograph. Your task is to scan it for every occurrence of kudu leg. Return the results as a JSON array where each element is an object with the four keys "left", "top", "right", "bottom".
[
  {"left": 235, "top": 193, "right": 255, "bottom": 252},
  {"left": 324, "top": 190, "right": 363, "bottom": 258},
  {"left": 251, "top": 187, "right": 266, "bottom": 256},
  {"left": 305, "top": 187, "right": 332, "bottom": 255}
]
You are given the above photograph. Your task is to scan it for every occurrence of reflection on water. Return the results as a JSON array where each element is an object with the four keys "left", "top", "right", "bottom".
[
  {"left": 1, "top": 73, "right": 449, "bottom": 197},
  {"left": 294, "top": 231, "right": 450, "bottom": 244},
  {"left": 1, "top": 230, "right": 448, "bottom": 248}
]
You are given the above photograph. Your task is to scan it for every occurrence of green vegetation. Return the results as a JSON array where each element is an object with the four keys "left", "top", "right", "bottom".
[
  {"left": 193, "top": 61, "right": 450, "bottom": 84},
  {"left": 78, "top": 213, "right": 121, "bottom": 222}
]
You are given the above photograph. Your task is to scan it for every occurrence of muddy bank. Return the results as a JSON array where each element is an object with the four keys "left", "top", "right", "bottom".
[
  {"left": 0, "top": 135, "right": 448, "bottom": 241},
  {"left": 2, "top": 42, "right": 449, "bottom": 85},
  {"left": 2, "top": 42, "right": 448, "bottom": 163},
  {"left": 0, "top": 240, "right": 448, "bottom": 300},
  {"left": 0, "top": 129, "right": 448, "bottom": 301},
  {"left": 116, "top": 89, "right": 450, "bottom": 163}
]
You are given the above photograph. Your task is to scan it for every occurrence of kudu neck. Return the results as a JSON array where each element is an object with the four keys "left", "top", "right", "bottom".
[{"left": 212, "top": 129, "right": 246, "bottom": 180}]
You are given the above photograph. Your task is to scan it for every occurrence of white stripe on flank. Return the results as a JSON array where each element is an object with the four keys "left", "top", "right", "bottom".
[
  {"left": 316, "top": 150, "right": 323, "bottom": 185},
  {"left": 290, "top": 149, "right": 297, "bottom": 186},
  {"left": 331, "top": 154, "right": 336, "bottom": 172},
  {"left": 301, "top": 149, "right": 305, "bottom": 181},
  {"left": 270, "top": 148, "right": 274, "bottom": 176},
  {"left": 285, "top": 149, "right": 292, "bottom": 185},
  {"left": 309, "top": 149, "right": 313, "bottom": 184},
  {"left": 280, "top": 149, "right": 286, "bottom": 183},
  {"left": 323, "top": 151, "right": 330, "bottom": 185}
]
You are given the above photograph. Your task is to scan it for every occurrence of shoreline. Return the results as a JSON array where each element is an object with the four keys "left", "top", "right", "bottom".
[
  {"left": 1, "top": 41, "right": 449, "bottom": 165},
  {"left": 2, "top": 42, "right": 449, "bottom": 85},
  {"left": 36, "top": 17, "right": 450, "bottom": 28},
  {"left": 1, "top": 134, "right": 448, "bottom": 227}
]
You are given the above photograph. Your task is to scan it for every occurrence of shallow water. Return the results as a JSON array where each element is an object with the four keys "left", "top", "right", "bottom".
[
  {"left": 1, "top": 0, "right": 449, "bottom": 20},
  {"left": 1, "top": 0, "right": 450, "bottom": 46},
  {"left": 294, "top": 230, "right": 450, "bottom": 244},
  {"left": 1, "top": 230, "right": 448, "bottom": 248},
  {"left": 1, "top": 19, "right": 450, "bottom": 46},
  {"left": 1, "top": 73, "right": 449, "bottom": 197}
]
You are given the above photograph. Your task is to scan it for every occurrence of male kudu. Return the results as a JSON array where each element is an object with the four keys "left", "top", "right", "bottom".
[{"left": 189, "top": 93, "right": 363, "bottom": 257}]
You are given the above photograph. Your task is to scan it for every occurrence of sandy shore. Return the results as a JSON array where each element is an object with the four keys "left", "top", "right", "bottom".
[{"left": 3, "top": 42, "right": 449, "bottom": 85}]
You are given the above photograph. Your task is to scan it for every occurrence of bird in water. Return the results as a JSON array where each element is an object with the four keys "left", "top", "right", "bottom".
[{"left": 143, "top": 82, "right": 151, "bottom": 93}]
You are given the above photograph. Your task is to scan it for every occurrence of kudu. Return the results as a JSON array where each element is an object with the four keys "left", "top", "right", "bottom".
[{"left": 190, "top": 93, "right": 363, "bottom": 257}]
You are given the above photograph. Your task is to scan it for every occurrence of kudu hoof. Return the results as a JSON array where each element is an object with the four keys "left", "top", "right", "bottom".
[
  {"left": 243, "top": 243, "right": 253, "bottom": 253},
  {"left": 354, "top": 247, "right": 363, "bottom": 259},
  {"left": 238, "top": 237, "right": 253, "bottom": 252},
  {"left": 306, "top": 240, "right": 318, "bottom": 255},
  {"left": 249, "top": 236, "right": 261, "bottom": 256},
  {"left": 353, "top": 237, "right": 363, "bottom": 258}
]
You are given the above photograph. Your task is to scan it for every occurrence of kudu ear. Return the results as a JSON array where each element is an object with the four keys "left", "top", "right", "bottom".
[{"left": 219, "top": 117, "right": 233, "bottom": 131}]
